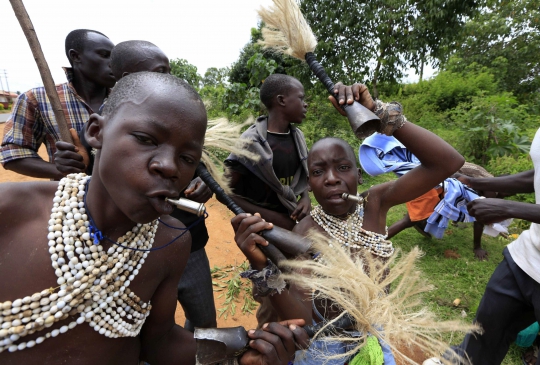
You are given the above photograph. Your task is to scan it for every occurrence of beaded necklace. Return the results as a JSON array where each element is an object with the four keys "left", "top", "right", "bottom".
[
  {"left": 0, "top": 173, "right": 158, "bottom": 353},
  {"left": 310, "top": 203, "right": 394, "bottom": 258}
]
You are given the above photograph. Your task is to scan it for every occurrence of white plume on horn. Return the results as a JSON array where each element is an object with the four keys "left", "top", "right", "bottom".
[
  {"left": 282, "top": 233, "right": 479, "bottom": 364},
  {"left": 257, "top": 0, "right": 317, "bottom": 60}
]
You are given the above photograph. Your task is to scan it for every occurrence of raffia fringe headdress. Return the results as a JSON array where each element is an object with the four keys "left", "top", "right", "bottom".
[{"left": 281, "top": 233, "right": 480, "bottom": 365}]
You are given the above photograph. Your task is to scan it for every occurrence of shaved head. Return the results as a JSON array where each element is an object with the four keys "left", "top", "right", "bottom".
[
  {"left": 110, "top": 40, "right": 169, "bottom": 79},
  {"left": 309, "top": 137, "right": 357, "bottom": 165},
  {"left": 102, "top": 72, "right": 204, "bottom": 119}
]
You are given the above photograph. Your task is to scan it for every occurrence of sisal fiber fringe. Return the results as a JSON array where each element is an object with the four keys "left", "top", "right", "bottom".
[
  {"left": 200, "top": 117, "right": 259, "bottom": 195},
  {"left": 257, "top": 0, "right": 317, "bottom": 60},
  {"left": 281, "top": 233, "right": 480, "bottom": 365}
]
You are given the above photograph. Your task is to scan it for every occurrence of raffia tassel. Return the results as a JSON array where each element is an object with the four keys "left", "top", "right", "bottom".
[
  {"left": 201, "top": 117, "right": 259, "bottom": 195},
  {"left": 281, "top": 233, "right": 480, "bottom": 365},
  {"left": 257, "top": 0, "right": 317, "bottom": 60}
]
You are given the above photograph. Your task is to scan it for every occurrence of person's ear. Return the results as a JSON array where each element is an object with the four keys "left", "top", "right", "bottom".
[
  {"left": 357, "top": 168, "right": 363, "bottom": 185},
  {"left": 277, "top": 94, "right": 286, "bottom": 106},
  {"left": 307, "top": 176, "right": 312, "bottom": 192},
  {"left": 85, "top": 113, "right": 105, "bottom": 149},
  {"left": 121, "top": 71, "right": 130, "bottom": 78},
  {"left": 68, "top": 49, "right": 81, "bottom": 64}
]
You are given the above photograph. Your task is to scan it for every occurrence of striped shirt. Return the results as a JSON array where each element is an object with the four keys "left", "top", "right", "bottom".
[{"left": 0, "top": 68, "right": 106, "bottom": 166}]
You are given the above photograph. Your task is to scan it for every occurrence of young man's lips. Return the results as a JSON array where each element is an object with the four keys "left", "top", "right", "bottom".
[
  {"left": 327, "top": 193, "right": 346, "bottom": 200},
  {"left": 148, "top": 196, "right": 174, "bottom": 215}
]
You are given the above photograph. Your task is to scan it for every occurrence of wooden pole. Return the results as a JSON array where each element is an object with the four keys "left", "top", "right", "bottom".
[{"left": 9, "top": 0, "right": 73, "bottom": 143}]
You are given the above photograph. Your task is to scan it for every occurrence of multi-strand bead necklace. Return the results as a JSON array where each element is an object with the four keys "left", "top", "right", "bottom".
[
  {"left": 0, "top": 173, "right": 158, "bottom": 353},
  {"left": 310, "top": 204, "right": 394, "bottom": 258}
]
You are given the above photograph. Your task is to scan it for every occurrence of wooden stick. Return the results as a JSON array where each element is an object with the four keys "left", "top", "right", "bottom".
[{"left": 9, "top": 0, "right": 73, "bottom": 143}]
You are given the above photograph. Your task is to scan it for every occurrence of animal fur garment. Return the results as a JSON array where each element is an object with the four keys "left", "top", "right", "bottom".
[
  {"left": 257, "top": 0, "right": 317, "bottom": 60},
  {"left": 281, "top": 233, "right": 480, "bottom": 365},
  {"left": 201, "top": 117, "right": 259, "bottom": 195}
]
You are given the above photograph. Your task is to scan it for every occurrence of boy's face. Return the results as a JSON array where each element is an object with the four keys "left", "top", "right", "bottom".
[
  {"left": 94, "top": 85, "right": 207, "bottom": 223},
  {"left": 308, "top": 140, "right": 362, "bottom": 217},
  {"left": 281, "top": 80, "right": 307, "bottom": 124},
  {"left": 76, "top": 32, "right": 116, "bottom": 88}
]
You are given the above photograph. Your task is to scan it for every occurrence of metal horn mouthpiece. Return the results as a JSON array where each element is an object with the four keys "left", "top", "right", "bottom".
[
  {"left": 166, "top": 197, "right": 206, "bottom": 217},
  {"left": 342, "top": 193, "right": 364, "bottom": 204}
]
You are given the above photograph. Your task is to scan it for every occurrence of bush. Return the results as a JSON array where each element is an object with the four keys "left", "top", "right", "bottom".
[
  {"left": 486, "top": 154, "right": 535, "bottom": 205},
  {"left": 486, "top": 154, "right": 533, "bottom": 176},
  {"left": 0, "top": 104, "right": 4, "bottom": 111}
]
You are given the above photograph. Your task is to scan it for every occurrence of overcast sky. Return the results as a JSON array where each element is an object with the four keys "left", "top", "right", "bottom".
[
  {"left": 0, "top": 0, "right": 275, "bottom": 92},
  {"left": 0, "top": 0, "right": 430, "bottom": 94}
]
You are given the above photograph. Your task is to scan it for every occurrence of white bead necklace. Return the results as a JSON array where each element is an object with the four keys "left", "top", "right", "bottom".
[
  {"left": 0, "top": 173, "right": 158, "bottom": 353},
  {"left": 310, "top": 204, "right": 394, "bottom": 258}
]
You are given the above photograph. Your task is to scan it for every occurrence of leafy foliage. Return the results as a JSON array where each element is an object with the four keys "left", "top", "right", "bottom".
[
  {"left": 211, "top": 262, "right": 257, "bottom": 319},
  {"left": 448, "top": 0, "right": 540, "bottom": 98},
  {"left": 299, "top": 0, "right": 480, "bottom": 96},
  {"left": 170, "top": 58, "right": 202, "bottom": 89},
  {"left": 202, "top": 67, "right": 229, "bottom": 87},
  {"left": 229, "top": 26, "right": 311, "bottom": 88}
]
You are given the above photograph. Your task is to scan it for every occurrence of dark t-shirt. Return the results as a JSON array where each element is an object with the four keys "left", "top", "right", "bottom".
[
  {"left": 169, "top": 193, "right": 209, "bottom": 253},
  {"left": 225, "top": 131, "right": 299, "bottom": 214}
]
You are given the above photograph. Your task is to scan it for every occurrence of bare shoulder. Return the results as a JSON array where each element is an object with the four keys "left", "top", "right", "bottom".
[
  {"left": 0, "top": 181, "right": 57, "bottom": 225},
  {"left": 294, "top": 215, "right": 323, "bottom": 236}
]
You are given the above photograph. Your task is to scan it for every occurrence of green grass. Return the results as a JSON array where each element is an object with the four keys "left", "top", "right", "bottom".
[{"left": 310, "top": 172, "right": 527, "bottom": 364}]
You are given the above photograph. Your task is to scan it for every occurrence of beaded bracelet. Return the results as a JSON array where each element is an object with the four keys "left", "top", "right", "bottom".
[
  {"left": 240, "top": 259, "right": 286, "bottom": 297},
  {"left": 373, "top": 100, "right": 407, "bottom": 136}
]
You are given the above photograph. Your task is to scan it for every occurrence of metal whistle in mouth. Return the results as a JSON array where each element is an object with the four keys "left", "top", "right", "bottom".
[
  {"left": 166, "top": 197, "right": 206, "bottom": 217},
  {"left": 342, "top": 193, "right": 365, "bottom": 204}
]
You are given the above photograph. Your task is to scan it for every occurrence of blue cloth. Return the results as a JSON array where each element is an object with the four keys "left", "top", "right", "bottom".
[
  {"left": 425, "top": 179, "right": 481, "bottom": 238},
  {"left": 359, "top": 133, "right": 420, "bottom": 177},
  {"left": 359, "top": 134, "right": 481, "bottom": 238}
]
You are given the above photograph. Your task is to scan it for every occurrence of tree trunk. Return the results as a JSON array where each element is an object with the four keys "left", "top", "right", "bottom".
[{"left": 372, "top": 58, "right": 381, "bottom": 99}]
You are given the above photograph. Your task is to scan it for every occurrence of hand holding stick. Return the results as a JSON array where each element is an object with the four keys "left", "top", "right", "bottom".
[
  {"left": 10, "top": 0, "right": 89, "bottom": 167},
  {"left": 195, "top": 163, "right": 312, "bottom": 266}
]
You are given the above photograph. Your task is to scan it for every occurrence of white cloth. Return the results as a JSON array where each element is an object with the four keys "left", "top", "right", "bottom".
[
  {"left": 507, "top": 127, "right": 540, "bottom": 284},
  {"left": 483, "top": 219, "right": 513, "bottom": 237}
]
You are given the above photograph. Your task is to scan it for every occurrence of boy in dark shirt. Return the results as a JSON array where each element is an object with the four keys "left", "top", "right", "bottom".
[
  {"left": 225, "top": 74, "right": 311, "bottom": 231},
  {"left": 225, "top": 74, "right": 311, "bottom": 326}
]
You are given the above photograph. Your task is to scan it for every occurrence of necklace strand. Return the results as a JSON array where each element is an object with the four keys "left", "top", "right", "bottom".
[
  {"left": 0, "top": 173, "right": 158, "bottom": 353},
  {"left": 310, "top": 203, "right": 394, "bottom": 258}
]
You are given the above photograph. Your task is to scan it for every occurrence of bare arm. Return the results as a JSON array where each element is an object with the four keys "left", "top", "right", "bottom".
[
  {"left": 462, "top": 170, "right": 535, "bottom": 194},
  {"left": 378, "top": 122, "right": 465, "bottom": 211},
  {"left": 331, "top": 83, "right": 464, "bottom": 233},
  {"left": 4, "top": 157, "right": 64, "bottom": 180},
  {"left": 139, "top": 222, "right": 196, "bottom": 365},
  {"left": 232, "top": 213, "right": 312, "bottom": 323},
  {"left": 468, "top": 198, "right": 540, "bottom": 225}
]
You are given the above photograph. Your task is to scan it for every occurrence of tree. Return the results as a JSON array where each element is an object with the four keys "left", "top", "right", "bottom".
[
  {"left": 299, "top": 0, "right": 480, "bottom": 97},
  {"left": 169, "top": 58, "right": 202, "bottom": 89},
  {"left": 202, "top": 67, "right": 229, "bottom": 87},
  {"left": 229, "top": 26, "right": 312, "bottom": 87},
  {"left": 448, "top": 0, "right": 540, "bottom": 98}
]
